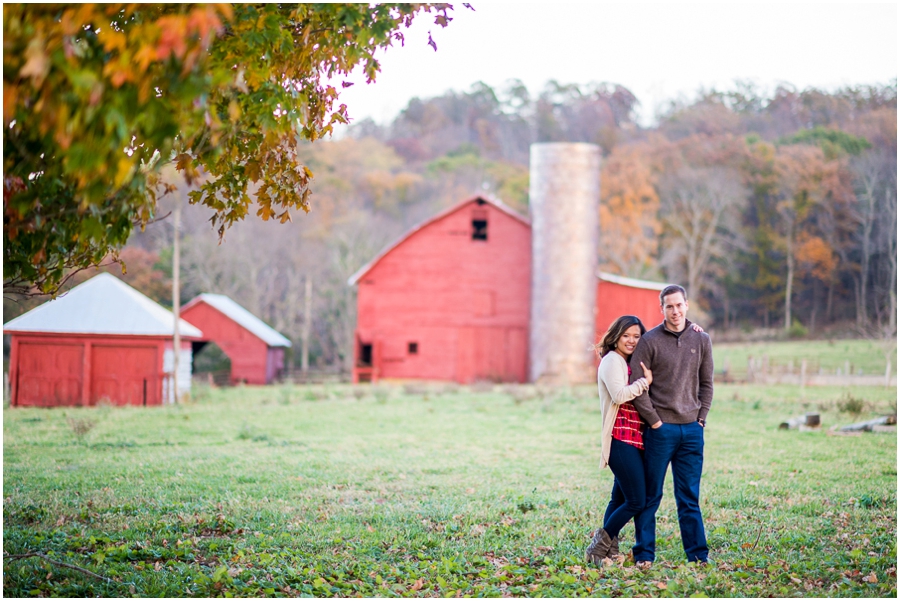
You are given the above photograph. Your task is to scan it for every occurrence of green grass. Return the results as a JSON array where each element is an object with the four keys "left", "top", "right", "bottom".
[
  {"left": 4, "top": 382, "right": 897, "bottom": 597},
  {"left": 713, "top": 339, "right": 897, "bottom": 378}
]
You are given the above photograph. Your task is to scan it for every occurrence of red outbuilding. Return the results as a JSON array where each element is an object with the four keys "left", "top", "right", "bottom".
[
  {"left": 348, "top": 197, "right": 673, "bottom": 384},
  {"left": 4, "top": 273, "right": 202, "bottom": 407},
  {"left": 595, "top": 271, "right": 667, "bottom": 341},
  {"left": 180, "top": 294, "right": 292, "bottom": 385},
  {"left": 348, "top": 196, "right": 532, "bottom": 384}
]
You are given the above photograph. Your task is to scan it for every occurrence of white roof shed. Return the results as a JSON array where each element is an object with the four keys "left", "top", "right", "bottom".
[{"left": 3, "top": 272, "right": 203, "bottom": 338}]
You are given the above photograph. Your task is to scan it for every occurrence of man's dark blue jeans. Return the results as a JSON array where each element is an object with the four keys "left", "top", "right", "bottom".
[{"left": 633, "top": 421, "right": 708, "bottom": 563}]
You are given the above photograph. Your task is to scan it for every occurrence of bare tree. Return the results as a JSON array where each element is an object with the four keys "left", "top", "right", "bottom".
[
  {"left": 852, "top": 148, "right": 897, "bottom": 332},
  {"left": 658, "top": 166, "right": 748, "bottom": 303}
]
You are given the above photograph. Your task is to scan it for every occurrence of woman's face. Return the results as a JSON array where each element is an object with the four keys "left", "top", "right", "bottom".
[{"left": 616, "top": 324, "right": 642, "bottom": 356}]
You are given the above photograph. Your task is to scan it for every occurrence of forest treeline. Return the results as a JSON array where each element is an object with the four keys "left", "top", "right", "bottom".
[{"left": 5, "top": 79, "right": 896, "bottom": 371}]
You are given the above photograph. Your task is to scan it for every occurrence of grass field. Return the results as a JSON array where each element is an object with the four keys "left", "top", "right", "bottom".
[
  {"left": 3, "top": 381, "right": 897, "bottom": 598},
  {"left": 713, "top": 338, "right": 897, "bottom": 379}
]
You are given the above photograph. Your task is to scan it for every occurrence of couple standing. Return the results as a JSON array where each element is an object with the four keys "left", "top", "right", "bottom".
[{"left": 587, "top": 284, "right": 713, "bottom": 567}]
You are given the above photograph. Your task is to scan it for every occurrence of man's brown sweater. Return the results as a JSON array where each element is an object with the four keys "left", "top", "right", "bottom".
[{"left": 628, "top": 319, "right": 714, "bottom": 425}]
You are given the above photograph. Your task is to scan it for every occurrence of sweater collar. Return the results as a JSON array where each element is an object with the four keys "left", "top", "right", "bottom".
[{"left": 661, "top": 318, "right": 693, "bottom": 338}]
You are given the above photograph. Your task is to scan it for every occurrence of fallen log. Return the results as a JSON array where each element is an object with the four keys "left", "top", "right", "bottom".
[
  {"left": 779, "top": 413, "right": 820, "bottom": 430},
  {"left": 839, "top": 415, "right": 896, "bottom": 432}
]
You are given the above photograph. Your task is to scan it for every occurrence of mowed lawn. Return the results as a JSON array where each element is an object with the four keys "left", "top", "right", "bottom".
[{"left": 3, "top": 381, "right": 896, "bottom": 597}]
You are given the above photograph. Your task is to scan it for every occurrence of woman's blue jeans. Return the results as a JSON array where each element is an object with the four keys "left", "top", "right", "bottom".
[{"left": 602, "top": 437, "right": 646, "bottom": 538}]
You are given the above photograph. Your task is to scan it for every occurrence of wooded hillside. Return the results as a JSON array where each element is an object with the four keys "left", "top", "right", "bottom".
[{"left": 6, "top": 79, "right": 896, "bottom": 371}]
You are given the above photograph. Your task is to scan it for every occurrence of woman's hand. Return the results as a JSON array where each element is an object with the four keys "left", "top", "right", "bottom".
[
  {"left": 640, "top": 361, "right": 653, "bottom": 386},
  {"left": 650, "top": 421, "right": 662, "bottom": 429},
  {"left": 691, "top": 323, "right": 704, "bottom": 333}
]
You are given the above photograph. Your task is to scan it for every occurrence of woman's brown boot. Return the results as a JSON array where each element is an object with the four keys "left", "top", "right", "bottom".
[
  {"left": 584, "top": 528, "right": 614, "bottom": 565},
  {"left": 606, "top": 535, "right": 621, "bottom": 559}
]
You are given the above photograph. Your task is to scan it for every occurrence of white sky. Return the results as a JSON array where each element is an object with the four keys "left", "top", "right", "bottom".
[{"left": 333, "top": 2, "right": 897, "bottom": 129}]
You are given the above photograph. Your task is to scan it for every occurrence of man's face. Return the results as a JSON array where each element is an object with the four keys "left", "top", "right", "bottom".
[{"left": 661, "top": 291, "right": 689, "bottom": 332}]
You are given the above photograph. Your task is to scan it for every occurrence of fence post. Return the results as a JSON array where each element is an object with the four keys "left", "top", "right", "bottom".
[
  {"left": 800, "top": 359, "right": 807, "bottom": 390},
  {"left": 747, "top": 356, "right": 754, "bottom": 383},
  {"left": 887, "top": 359, "right": 893, "bottom": 388}
]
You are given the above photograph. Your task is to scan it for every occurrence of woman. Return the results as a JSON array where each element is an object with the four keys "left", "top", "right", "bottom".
[
  {"left": 585, "top": 315, "right": 652, "bottom": 565},
  {"left": 585, "top": 315, "right": 703, "bottom": 565}
]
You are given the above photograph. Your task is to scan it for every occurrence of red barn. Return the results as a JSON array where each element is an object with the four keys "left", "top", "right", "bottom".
[
  {"left": 595, "top": 271, "right": 667, "bottom": 341},
  {"left": 348, "top": 196, "right": 532, "bottom": 384},
  {"left": 180, "top": 294, "right": 291, "bottom": 385},
  {"left": 4, "top": 273, "right": 202, "bottom": 407},
  {"left": 348, "top": 197, "right": 674, "bottom": 384}
]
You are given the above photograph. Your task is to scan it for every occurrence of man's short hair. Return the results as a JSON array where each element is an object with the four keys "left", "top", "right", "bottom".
[{"left": 660, "top": 284, "right": 687, "bottom": 306}]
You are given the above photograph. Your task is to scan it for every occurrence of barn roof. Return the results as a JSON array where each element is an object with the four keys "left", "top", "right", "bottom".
[
  {"left": 347, "top": 195, "right": 529, "bottom": 286},
  {"left": 3, "top": 272, "right": 203, "bottom": 338},
  {"left": 181, "top": 293, "right": 292, "bottom": 347},
  {"left": 597, "top": 271, "right": 668, "bottom": 291}
]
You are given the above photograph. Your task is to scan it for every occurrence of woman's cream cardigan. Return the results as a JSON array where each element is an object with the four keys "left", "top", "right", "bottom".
[{"left": 597, "top": 351, "right": 650, "bottom": 469}]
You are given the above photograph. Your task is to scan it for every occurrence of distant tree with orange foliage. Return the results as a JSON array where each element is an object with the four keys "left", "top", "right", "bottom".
[{"left": 598, "top": 144, "right": 660, "bottom": 277}]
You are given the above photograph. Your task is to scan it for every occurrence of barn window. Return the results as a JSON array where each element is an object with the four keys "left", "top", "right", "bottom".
[
  {"left": 408, "top": 342, "right": 419, "bottom": 355},
  {"left": 472, "top": 219, "right": 488, "bottom": 241}
]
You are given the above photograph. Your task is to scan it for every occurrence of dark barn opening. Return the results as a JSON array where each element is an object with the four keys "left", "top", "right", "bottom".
[
  {"left": 359, "top": 343, "right": 373, "bottom": 366},
  {"left": 472, "top": 219, "right": 488, "bottom": 240}
]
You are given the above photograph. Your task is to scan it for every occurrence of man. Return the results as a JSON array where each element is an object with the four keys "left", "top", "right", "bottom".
[{"left": 629, "top": 284, "right": 713, "bottom": 565}]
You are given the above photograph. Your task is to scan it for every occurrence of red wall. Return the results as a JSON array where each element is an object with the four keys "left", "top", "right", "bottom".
[
  {"left": 595, "top": 281, "right": 663, "bottom": 343},
  {"left": 354, "top": 199, "right": 532, "bottom": 383},
  {"left": 180, "top": 302, "right": 270, "bottom": 385},
  {"left": 7, "top": 333, "right": 183, "bottom": 407}
]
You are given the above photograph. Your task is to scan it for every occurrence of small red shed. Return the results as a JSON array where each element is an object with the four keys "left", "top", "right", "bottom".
[
  {"left": 4, "top": 273, "right": 202, "bottom": 407},
  {"left": 348, "top": 196, "right": 532, "bottom": 384},
  {"left": 180, "top": 294, "right": 291, "bottom": 385},
  {"left": 595, "top": 271, "right": 667, "bottom": 341}
]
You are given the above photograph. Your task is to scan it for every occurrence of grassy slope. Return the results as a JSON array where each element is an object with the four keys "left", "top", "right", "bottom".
[{"left": 3, "top": 382, "right": 896, "bottom": 597}]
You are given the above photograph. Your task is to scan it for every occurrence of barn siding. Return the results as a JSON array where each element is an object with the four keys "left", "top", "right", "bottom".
[
  {"left": 354, "top": 200, "right": 531, "bottom": 383},
  {"left": 180, "top": 303, "right": 271, "bottom": 384},
  {"left": 595, "top": 281, "right": 664, "bottom": 342}
]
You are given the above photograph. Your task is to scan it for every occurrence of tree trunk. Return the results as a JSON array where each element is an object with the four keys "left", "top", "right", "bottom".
[
  {"left": 809, "top": 281, "right": 817, "bottom": 335},
  {"left": 172, "top": 201, "right": 181, "bottom": 404},
  {"left": 784, "top": 229, "right": 794, "bottom": 331},
  {"left": 723, "top": 294, "right": 730, "bottom": 331},
  {"left": 301, "top": 275, "right": 312, "bottom": 373},
  {"left": 826, "top": 279, "right": 835, "bottom": 323}
]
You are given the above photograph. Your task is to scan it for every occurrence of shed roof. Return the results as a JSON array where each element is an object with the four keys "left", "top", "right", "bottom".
[
  {"left": 597, "top": 271, "right": 668, "bottom": 291},
  {"left": 347, "top": 195, "right": 529, "bottom": 286},
  {"left": 3, "top": 272, "right": 203, "bottom": 338},
  {"left": 181, "top": 293, "right": 292, "bottom": 348}
]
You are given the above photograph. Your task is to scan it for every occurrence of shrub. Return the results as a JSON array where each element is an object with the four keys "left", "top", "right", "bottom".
[
  {"left": 836, "top": 392, "right": 866, "bottom": 416},
  {"left": 788, "top": 318, "right": 808, "bottom": 339},
  {"left": 67, "top": 417, "right": 97, "bottom": 439}
]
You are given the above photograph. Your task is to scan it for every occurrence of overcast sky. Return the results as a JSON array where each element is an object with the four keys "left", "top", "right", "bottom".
[{"left": 333, "top": 2, "right": 897, "bottom": 129}]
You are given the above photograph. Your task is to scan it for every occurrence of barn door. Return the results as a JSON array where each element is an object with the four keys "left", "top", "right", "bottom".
[
  {"left": 505, "top": 328, "right": 528, "bottom": 383},
  {"left": 91, "top": 346, "right": 159, "bottom": 406},
  {"left": 16, "top": 343, "right": 84, "bottom": 407},
  {"left": 456, "top": 327, "right": 476, "bottom": 383},
  {"left": 457, "top": 327, "right": 527, "bottom": 383}
]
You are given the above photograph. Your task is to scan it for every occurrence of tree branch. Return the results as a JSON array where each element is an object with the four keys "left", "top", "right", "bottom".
[{"left": 4, "top": 552, "right": 113, "bottom": 583}]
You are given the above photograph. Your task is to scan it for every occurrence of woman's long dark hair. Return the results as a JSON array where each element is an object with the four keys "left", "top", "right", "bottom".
[{"left": 595, "top": 315, "right": 646, "bottom": 358}]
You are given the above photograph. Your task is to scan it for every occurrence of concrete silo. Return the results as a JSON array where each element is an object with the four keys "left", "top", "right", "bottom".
[{"left": 529, "top": 143, "right": 601, "bottom": 384}]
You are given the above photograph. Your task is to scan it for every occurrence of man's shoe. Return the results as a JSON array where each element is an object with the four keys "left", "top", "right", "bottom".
[
  {"left": 636, "top": 560, "right": 653, "bottom": 570},
  {"left": 584, "top": 528, "right": 614, "bottom": 565}
]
